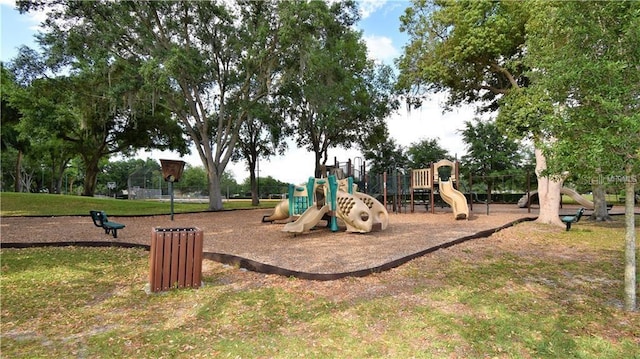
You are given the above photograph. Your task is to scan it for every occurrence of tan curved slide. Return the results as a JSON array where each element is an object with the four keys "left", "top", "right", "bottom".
[
  {"left": 282, "top": 205, "right": 329, "bottom": 233},
  {"left": 560, "top": 188, "right": 595, "bottom": 209},
  {"left": 439, "top": 180, "right": 469, "bottom": 220},
  {"left": 518, "top": 188, "right": 595, "bottom": 209},
  {"left": 262, "top": 199, "right": 290, "bottom": 222}
]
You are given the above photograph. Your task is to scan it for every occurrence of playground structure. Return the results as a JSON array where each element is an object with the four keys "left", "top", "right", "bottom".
[
  {"left": 263, "top": 174, "right": 389, "bottom": 234},
  {"left": 263, "top": 158, "right": 473, "bottom": 230},
  {"left": 409, "top": 159, "right": 469, "bottom": 220},
  {"left": 518, "top": 187, "right": 595, "bottom": 209}
]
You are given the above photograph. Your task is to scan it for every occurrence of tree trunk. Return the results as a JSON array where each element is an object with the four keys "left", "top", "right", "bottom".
[
  {"left": 54, "top": 159, "right": 70, "bottom": 195},
  {"left": 54, "top": 176, "right": 64, "bottom": 195},
  {"left": 83, "top": 159, "right": 99, "bottom": 196},
  {"left": 314, "top": 151, "right": 323, "bottom": 179},
  {"left": 21, "top": 170, "right": 34, "bottom": 193},
  {"left": 534, "top": 147, "right": 564, "bottom": 227},
  {"left": 14, "top": 150, "right": 23, "bottom": 192},
  {"left": 249, "top": 157, "right": 259, "bottom": 206},
  {"left": 590, "top": 184, "right": 611, "bottom": 221},
  {"left": 623, "top": 165, "right": 636, "bottom": 311},
  {"left": 207, "top": 168, "right": 224, "bottom": 211}
]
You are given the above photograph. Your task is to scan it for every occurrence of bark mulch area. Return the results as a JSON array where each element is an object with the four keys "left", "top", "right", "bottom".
[{"left": 1, "top": 204, "right": 539, "bottom": 277}]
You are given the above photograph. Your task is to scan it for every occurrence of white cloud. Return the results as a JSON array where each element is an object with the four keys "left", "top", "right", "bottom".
[
  {"left": 363, "top": 35, "right": 399, "bottom": 64},
  {"left": 387, "top": 95, "right": 473, "bottom": 160},
  {"left": 358, "top": 0, "right": 388, "bottom": 19}
]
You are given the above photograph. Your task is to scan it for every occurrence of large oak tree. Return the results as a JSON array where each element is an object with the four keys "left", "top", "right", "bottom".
[
  {"left": 8, "top": 47, "right": 186, "bottom": 196},
  {"left": 397, "top": 0, "right": 565, "bottom": 226},
  {"left": 277, "top": 0, "right": 398, "bottom": 178},
  {"left": 522, "top": 0, "right": 639, "bottom": 311},
  {"left": 18, "top": 0, "right": 282, "bottom": 209}
]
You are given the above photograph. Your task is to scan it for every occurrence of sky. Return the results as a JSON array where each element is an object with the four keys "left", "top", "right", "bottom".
[{"left": 1, "top": 0, "right": 477, "bottom": 184}]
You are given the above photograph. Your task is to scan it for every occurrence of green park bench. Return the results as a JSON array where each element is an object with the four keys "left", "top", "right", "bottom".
[
  {"left": 90, "top": 210, "right": 125, "bottom": 238},
  {"left": 561, "top": 207, "right": 585, "bottom": 231}
]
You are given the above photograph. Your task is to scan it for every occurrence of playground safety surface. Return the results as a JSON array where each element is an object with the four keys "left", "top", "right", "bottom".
[{"left": 0, "top": 204, "right": 558, "bottom": 279}]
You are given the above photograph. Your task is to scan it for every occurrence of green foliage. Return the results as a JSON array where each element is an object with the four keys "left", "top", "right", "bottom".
[
  {"left": 523, "top": 0, "right": 640, "bottom": 180},
  {"left": 174, "top": 165, "right": 208, "bottom": 195},
  {"left": 6, "top": 46, "right": 187, "bottom": 196},
  {"left": 364, "top": 136, "right": 450, "bottom": 175},
  {"left": 406, "top": 137, "right": 450, "bottom": 169},
  {"left": 100, "top": 158, "right": 160, "bottom": 195},
  {"left": 0, "top": 64, "right": 26, "bottom": 152},
  {"left": 1, "top": 63, "right": 31, "bottom": 192},
  {"left": 277, "top": 0, "right": 397, "bottom": 176},
  {"left": 460, "top": 118, "right": 528, "bottom": 191},
  {"left": 240, "top": 175, "right": 289, "bottom": 198},
  {"left": 398, "top": 0, "right": 530, "bottom": 110},
  {"left": 16, "top": 0, "right": 284, "bottom": 210},
  {"left": 363, "top": 133, "right": 408, "bottom": 175}
]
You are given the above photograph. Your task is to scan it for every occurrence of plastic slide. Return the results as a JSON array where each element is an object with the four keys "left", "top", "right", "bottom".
[
  {"left": 518, "top": 188, "right": 594, "bottom": 209},
  {"left": 438, "top": 180, "right": 469, "bottom": 220},
  {"left": 560, "top": 188, "right": 595, "bottom": 209},
  {"left": 262, "top": 199, "right": 290, "bottom": 222},
  {"left": 282, "top": 205, "right": 330, "bottom": 233}
]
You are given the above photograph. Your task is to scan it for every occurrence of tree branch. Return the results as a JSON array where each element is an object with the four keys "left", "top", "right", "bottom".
[{"left": 489, "top": 62, "right": 520, "bottom": 90}]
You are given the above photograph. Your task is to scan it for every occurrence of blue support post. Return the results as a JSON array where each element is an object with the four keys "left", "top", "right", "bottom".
[
  {"left": 306, "top": 177, "right": 315, "bottom": 206},
  {"left": 287, "top": 183, "right": 295, "bottom": 216},
  {"left": 328, "top": 175, "right": 339, "bottom": 232}
]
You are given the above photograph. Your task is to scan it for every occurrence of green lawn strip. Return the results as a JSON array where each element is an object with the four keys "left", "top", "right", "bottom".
[
  {"left": 561, "top": 193, "right": 623, "bottom": 205},
  {"left": 0, "top": 192, "right": 278, "bottom": 216}
]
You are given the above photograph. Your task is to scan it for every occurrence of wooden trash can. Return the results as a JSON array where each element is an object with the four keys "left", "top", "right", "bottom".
[{"left": 149, "top": 227, "right": 203, "bottom": 292}]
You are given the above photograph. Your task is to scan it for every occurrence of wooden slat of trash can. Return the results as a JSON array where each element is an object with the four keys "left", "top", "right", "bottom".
[
  {"left": 149, "top": 229, "right": 165, "bottom": 292},
  {"left": 192, "top": 229, "right": 203, "bottom": 287},
  {"left": 149, "top": 227, "right": 203, "bottom": 292}
]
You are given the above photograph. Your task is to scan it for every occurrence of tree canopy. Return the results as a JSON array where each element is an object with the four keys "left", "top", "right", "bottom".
[
  {"left": 519, "top": 0, "right": 639, "bottom": 312},
  {"left": 277, "top": 0, "right": 398, "bottom": 177},
  {"left": 397, "top": 0, "right": 529, "bottom": 111},
  {"left": 16, "top": 0, "right": 395, "bottom": 208},
  {"left": 398, "top": 0, "right": 565, "bottom": 225},
  {"left": 406, "top": 138, "right": 450, "bottom": 169},
  {"left": 399, "top": 0, "right": 638, "bottom": 311},
  {"left": 362, "top": 131, "right": 408, "bottom": 176},
  {"left": 7, "top": 47, "right": 186, "bottom": 196},
  {"left": 17, "top": 0, "right": 282, "bottom": 209},
  {"left": 461, "top": 119, "right": 522, "bottom": 174}
]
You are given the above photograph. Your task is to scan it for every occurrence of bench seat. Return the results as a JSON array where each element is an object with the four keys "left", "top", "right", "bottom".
[
  {"left": 90, "top": 210, "right": 125, "bottom": 238},
  {"left": 561, "top": 207, "right": 585, "bottom": 231}
]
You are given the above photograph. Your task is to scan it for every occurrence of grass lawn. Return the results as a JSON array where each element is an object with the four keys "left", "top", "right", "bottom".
[
  {"left": 562, "top": 193, "right": 624, "bottom": 205},
  {"left": 2, "top": 213, "right": 639, "bottom": 357},
  {"left": 0, "top": 192, "right": 278, "bottom": 216},
  {"left": 1, "top": 192, "right": 638, "bottom": 357}
]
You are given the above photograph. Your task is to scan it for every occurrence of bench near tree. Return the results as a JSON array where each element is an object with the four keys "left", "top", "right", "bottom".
[
  {"left": 560, "top": 208, "right": 585, "bottom": 231},
  {"left": 89, "top": 210, "right": 125, "bottom": 238}
]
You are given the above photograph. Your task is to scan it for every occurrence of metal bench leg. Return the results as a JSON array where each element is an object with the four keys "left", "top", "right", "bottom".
[
  {"left": 112, "top": 228, "right": 118, "bottom": 238},
  {"left": 565, "top": 222, "right": 572, "bottom": 231}
]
